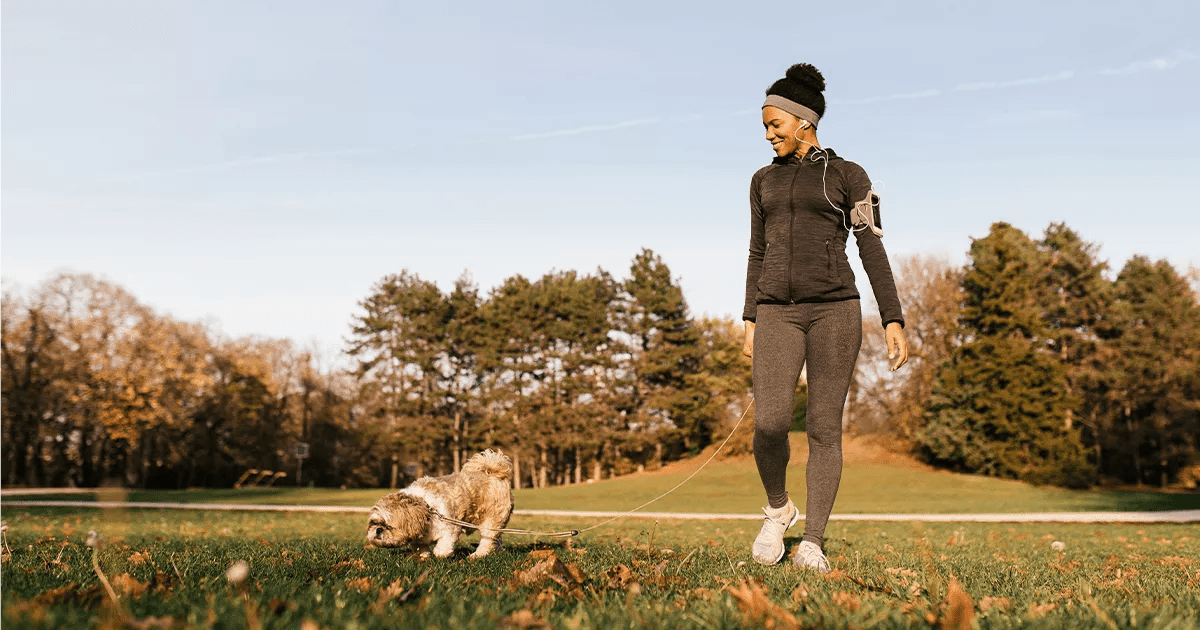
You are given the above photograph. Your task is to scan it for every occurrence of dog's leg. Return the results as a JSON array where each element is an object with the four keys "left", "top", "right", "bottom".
[
  {"left": 431, "top": 525, "right": 461, "bottom": 558},
  {"left": 468, "top": 528, "right": 499, "bottom": 559}
]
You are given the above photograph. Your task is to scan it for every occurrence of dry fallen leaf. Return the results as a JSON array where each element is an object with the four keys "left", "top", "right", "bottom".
[
  {"left": 978, "top": 596, "right": 1011, "bottom": 613},
  {"left": 346, "top": 577, "right": 373, "bottom": 592},
  {"left": 127, "top": 551, "right": 151, "bottom": 566},
  {"left": 123, "top": 616, "right": 175, "bottom": 629},
  {"left": 603, "top": 563, "right": 638, "bottom": 590},
  {"left": 370, "top": 570, "right": 429, "bottom": 614},
  {"left": 498, "top": 609, "right": 552, "bottom": 629},
  {"left": 34, "top": 582, "right": 105, "bottom": 609},
  {"left": 512, "top": 554, "right": 585, "bottom": 591},
  {"left": 727, "top": 580, "right": 799, "bottom": 630},
  {"left": 886, "top": 567, "right": 919, "bottom": 578},
  {"left": 110, "top": 573, "right": 148, "bottom": 599},
  {"left": 939, "top": 577, "right": 974, "bottom": 630}
]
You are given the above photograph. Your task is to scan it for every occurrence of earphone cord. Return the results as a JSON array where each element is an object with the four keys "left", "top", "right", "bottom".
[
  {"left": 809, "top": 145, "right": 868, "bottom": 234},
  {"left": 792, "top": 128, "right": 872, "bottom": 235}
]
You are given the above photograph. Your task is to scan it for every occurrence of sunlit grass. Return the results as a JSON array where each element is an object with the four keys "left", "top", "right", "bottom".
[{"left": 2, "top": 506, "right": 1198, "bottom": 629}]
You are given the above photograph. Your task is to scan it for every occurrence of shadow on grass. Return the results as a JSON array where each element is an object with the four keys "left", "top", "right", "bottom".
[{"left": 1059, "top": 488, "right": 1200, "bottom": 512}]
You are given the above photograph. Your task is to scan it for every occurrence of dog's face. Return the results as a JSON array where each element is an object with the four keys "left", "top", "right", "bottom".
[{"left": 365, "top": 493, "right": 430, "bottom": 548}]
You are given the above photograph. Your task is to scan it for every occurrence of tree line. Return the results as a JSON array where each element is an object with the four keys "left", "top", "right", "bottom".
[
  {"left": 1, "top": 250, "right": 750, "bottom": 489},
  {"left": 4, "top": 225, "right": 1197, "bottom": 490},
  {"left": 1, "top": 273, "right": 364, "bottom": 488},
  {"left": 343, "top": 249, "right": 749, "bottom": 489},
  {"left": 854, "top": 222, "right": 1200, "bottom": 488}
]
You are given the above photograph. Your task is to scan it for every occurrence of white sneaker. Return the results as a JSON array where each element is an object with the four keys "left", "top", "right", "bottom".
[
  {"left": 793, "top": 540, "right": 830, "bottom": 573},
  {"left": 751, "top": 500, "right": 799, "bottom": 565}
]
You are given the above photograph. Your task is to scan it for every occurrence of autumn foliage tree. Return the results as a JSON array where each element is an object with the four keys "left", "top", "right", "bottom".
[{"left": 2, "top": 273, "right": 365, "bottom": 488}]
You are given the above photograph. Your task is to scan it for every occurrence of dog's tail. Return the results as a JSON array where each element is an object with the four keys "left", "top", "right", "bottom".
[{"left": 462, "top": 449, "right": 513, "bottom": 481}]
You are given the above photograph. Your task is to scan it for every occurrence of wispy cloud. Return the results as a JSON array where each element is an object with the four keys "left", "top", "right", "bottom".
[
  {"left": 952, "top": 70, "right": 1075, "bottom": 92},
  {"left": 835, "top": 88, "right": 943, "bottom": 105},
  {"left": 510, "top": 117, "right": 660, "bottom": 141},
  {"left": 985, "top": 108, "right": 1080, "bottom": 126},
  {"left": 98, "top": 148, "right": 371, "bottom": 182},
  {"left": 830, "top": 49, "right": 1191, "bottom": 107},
  {"left": 1100, "top": 49, "right": 1194, "bottom": 75}
]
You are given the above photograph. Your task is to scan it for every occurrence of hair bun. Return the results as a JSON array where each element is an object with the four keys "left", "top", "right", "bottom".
[{"left": 785, "top": 63, "right": 826, "bottom": 92}]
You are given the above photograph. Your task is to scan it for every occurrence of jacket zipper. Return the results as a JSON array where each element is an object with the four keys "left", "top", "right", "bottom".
[
  {"left": 786, "top": 164, "right": 802, "bottom": 303},
  {"left": 825, "top": 239, "right": 833, "bottom": 279}
]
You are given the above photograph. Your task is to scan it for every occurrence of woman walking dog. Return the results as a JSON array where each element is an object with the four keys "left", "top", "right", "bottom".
[{"left": 742, "top": 63, "right": 908, "bottom": 572}]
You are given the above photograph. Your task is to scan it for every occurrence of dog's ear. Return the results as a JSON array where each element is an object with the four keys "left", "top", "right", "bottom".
[{"left": 392, "top": 498, "right": 432, "bottom": 541}]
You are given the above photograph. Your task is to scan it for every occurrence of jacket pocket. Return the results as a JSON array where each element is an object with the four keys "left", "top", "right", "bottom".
[{"left": 825, "top": 239, "right": 834, "bottom": 280}]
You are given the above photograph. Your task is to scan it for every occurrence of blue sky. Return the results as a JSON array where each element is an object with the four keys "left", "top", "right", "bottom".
[{"left": 4, "top": 0, "right": 1197, "bottom": 359}]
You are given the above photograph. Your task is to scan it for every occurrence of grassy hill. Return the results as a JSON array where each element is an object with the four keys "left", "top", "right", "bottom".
[{"left": 8, "top": 434, "right": 1198, "bottom": 514}]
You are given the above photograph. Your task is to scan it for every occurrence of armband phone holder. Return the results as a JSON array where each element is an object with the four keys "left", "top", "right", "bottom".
[{"left": 851, "top": 190, "right": 883, "bottom": 237}]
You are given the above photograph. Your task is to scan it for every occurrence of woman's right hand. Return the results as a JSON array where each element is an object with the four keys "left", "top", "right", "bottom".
[{"left": 743, "top": 321, "right": 755, "bottom": 358}]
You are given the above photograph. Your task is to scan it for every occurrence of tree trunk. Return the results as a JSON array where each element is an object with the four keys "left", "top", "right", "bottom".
[
  {"left": 1126, "top": 408, "right": 1143, "bottom": 486},
  {"left": 1161, "top": 444, "right": 1169, "bottom": 488},
  {"left": 512, "top": 448, "right": 522, "bottom": 490},
  {"left": 593, "top": 443, "right": 603, "bottom": 481},
  {"left": 453, "top": 409, "right": 462, "bottom": 473},
  {"left": 1088, "top": 409, "right": 1103, "bottom": 476},
  {"left": 574, "top": 446, "right": 582, "bottom": 485},
  {"left": 140, "top": 431, "right": 152, "bottom": 489},
  {"left": 538, "top": 448, "right": 548, "bottom": 488}
]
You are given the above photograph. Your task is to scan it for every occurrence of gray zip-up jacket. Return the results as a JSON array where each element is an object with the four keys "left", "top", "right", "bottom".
[{"left": 743, "top": 147, "right": 904, "bottom": 328}]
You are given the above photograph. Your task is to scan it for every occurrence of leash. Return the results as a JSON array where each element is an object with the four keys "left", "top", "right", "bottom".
[
  {"left": 571, "top": 397, "right": 754, "bottom": 534},
  {"left": 425, "top": 397, "right": 755, "bottom": 538},
  {"left": 429, "top": 510, "right": 579, "bottom": 538}
]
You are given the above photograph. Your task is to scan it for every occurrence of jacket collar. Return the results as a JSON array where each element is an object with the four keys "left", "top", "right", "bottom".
[{"left": 772, "top": 146, "right": 838, "bottom": 165}]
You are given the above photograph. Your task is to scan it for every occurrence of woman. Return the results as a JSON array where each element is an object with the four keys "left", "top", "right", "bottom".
[{"left": 742, "top": 63, "right": 908, "bottom": 572}]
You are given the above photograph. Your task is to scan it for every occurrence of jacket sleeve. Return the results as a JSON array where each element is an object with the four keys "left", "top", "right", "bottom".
[
  {"left": 742, "top": 171, "right": 766, "bottom": 322},
  {"left": 839, "top": 162, "right": 905, "bottom": 328}
]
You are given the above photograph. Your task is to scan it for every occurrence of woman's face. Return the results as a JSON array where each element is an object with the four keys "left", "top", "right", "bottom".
[{"left": 762, "top": 105, "right": 807, "bottom": 158}]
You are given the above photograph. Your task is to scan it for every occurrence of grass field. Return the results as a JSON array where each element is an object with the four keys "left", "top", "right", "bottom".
[
  {"left": 2, "top": 505, "right": 1198, "bottom": 629},
  {"left": 11, "top": 444, "right": 1200, "bottom": 515},
  {"left": 4, "top": 442, "right": 1200, "bottom": 629}
]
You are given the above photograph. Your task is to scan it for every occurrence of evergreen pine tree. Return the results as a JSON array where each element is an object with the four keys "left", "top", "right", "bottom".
[
  {"left": 346, "top": 270, "right": 448, "bottom": 481},
  {"left": 1038, "top": 223, "right": 1113, "bottom": 471},
  {"left": 918, "top": 223, "right": 1093, "bottom": 487},
  {"left": 1099, "top": 256, "right": 1200, "bottom": 486},
  {"left": 615, "top": 248, "right": 712, "bottom": 458}
]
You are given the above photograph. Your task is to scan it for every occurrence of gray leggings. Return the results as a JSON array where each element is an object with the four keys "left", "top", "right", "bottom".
[{"left": 752, "top": 300, "right": 861, "bottom": 547}]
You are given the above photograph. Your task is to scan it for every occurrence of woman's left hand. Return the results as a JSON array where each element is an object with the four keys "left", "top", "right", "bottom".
[{"left": 885, "top": 322, "right": 908, "bottom": 372}]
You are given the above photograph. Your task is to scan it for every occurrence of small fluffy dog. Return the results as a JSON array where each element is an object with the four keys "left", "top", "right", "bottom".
[{"left": 365, "top": 449, "right": 513, "bottom": 559}]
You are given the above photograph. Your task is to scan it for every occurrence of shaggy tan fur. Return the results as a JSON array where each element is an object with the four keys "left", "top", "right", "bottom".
[{"left": 365, "top": 449, "right": 514, "bottom": 559}]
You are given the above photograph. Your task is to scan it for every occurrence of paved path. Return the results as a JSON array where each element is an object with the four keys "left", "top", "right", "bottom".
[{"left": 3, "top": 499, "right": 1198, "bottom": 523}]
